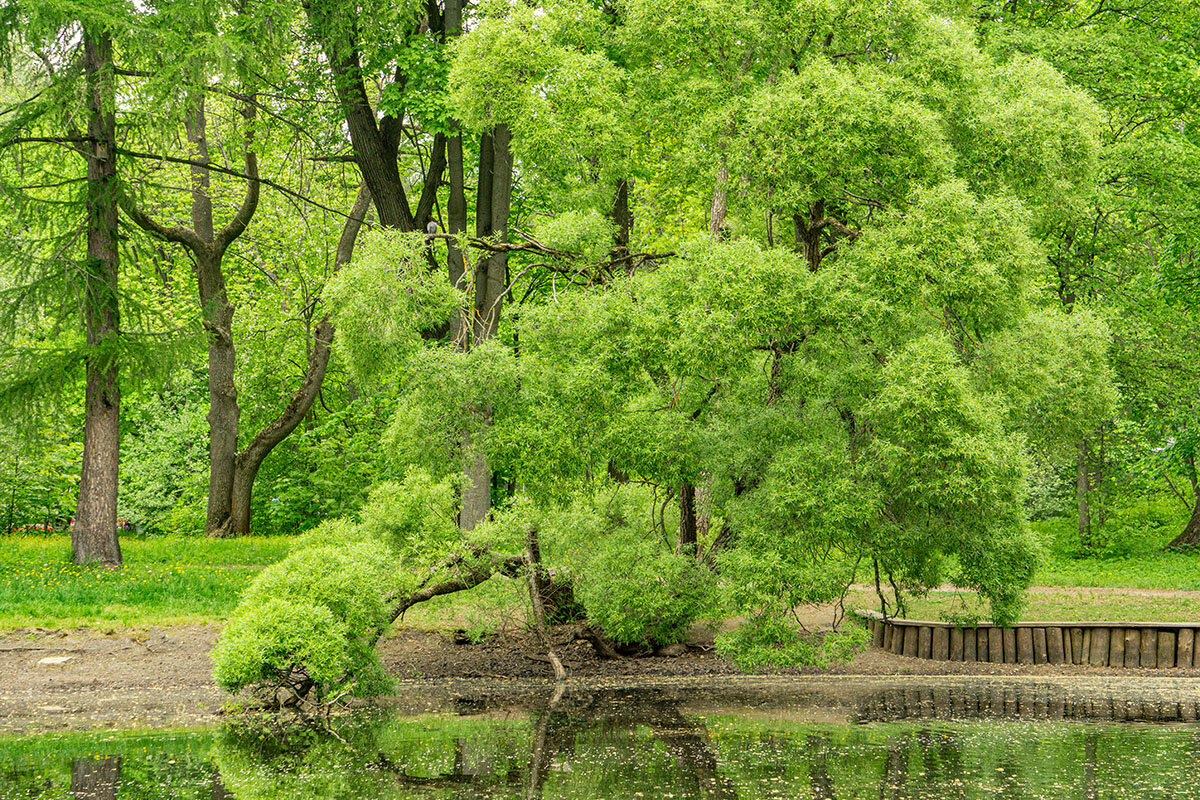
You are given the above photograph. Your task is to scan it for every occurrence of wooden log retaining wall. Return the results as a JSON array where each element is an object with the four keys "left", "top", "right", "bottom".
[{"left": 859, "top": 611, "right": 1199, "bottom": 669}]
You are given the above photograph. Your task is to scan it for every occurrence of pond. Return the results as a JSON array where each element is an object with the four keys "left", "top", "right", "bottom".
[{"left": 4, "top": 677, "right": 1200, "bottom": 799}]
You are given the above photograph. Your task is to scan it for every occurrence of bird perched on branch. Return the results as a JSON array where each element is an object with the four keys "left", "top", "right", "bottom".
[{"left": 425, "top": 220, "right": 439, "bottom": 236}]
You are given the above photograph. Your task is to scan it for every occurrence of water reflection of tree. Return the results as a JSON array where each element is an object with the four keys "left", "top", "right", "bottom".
[
  {"left": 807, "top": 734, "right": 834, "bottom": 800},
  {"left": 69, "top": 756, "right": 121, "bottom": 800},
  {"left": 381, "top": 687, "right": 742, "bottom": 799},
  {"left": 493, "top": 687, "right": 740, "bottom": 800},
  {"left": 879, "top": 736, "right": 908, "bottom": 800}
]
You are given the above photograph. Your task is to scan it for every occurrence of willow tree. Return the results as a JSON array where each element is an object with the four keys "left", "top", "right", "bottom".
[
  {"left": 321, "top": 0, "right": 1111, "bottom": 653},
  {"left": 978, "top": 0, "right": 1200, "bottom": 550}
]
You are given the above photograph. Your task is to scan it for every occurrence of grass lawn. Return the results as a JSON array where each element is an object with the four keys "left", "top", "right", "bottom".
[
  {"left": 1035, "top": 551, "right": 1200, "bottom": 591},
  {"left": 3, "top": 524, "right": 1199, "bottom": 631},
  {"left": 0, "top": 535, "right": 290, "bottom": 629},
  {"left": 844, "top": 586, "right": 1200, "bottom": 625}
]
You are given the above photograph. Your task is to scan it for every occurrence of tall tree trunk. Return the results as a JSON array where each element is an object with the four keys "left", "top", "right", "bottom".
[
  {"left": 447, "top": 132, "right": 468, "bottom": 340},
  {"left": 227, "top": 185, "right": 371, "bottom": 535},
  {"left": 201, "top": 254, "right": 239, "bottom": 537},
  {"left": 611, "top": 178, "right": 632, "bottom": 252},
  {"left": 460, "top": 128, "right": 514, "bottom": 529},
  {"left": 74, "top": 25, "right": 122, "bottom": 567},
  {"left": 485, "top": 124, "right": 513, "bottom": 338},
  {"left": 679, "top": 483, "right": 697, "bottom": 558},
  {"left": 180, "top": 98, "right": 243, "bottom": 538},
  {"left": 708, "top": 164, "right": 729, "bottom": 238},
  {"left": 1166, "top": 456, "right": 1200, "bottom": 550},
  {"left": 445, "top": 0, "right": 468, "bottom": 341},
  {"left": 460, "top": 132, "right": 495, "bottom": 529}
]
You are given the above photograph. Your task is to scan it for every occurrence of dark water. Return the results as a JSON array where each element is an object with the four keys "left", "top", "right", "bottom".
[{"left": 4, "top": 679, "right": 1200, "bottom": 799}]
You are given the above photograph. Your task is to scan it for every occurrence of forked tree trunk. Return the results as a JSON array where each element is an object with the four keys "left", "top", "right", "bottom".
[
  {"left": 185, "top": 100, "right": 240, "bottom": 538},
  {"left": 227, "top": 185, "right": 371, "bottom": 535},
  {"left": 74, "top": 25, "right": 123, "bottom": 567},
  {"left": 123, "top": 90, "right": 259, "bottom": 537},
  {"left": 459, "top": 127, "right": 514, "bottom": 530}
]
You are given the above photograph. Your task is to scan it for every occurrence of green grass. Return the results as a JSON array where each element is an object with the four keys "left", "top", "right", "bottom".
[
  {"left": 847, "top": 587, "right": 1200, "bottom": 625},
  {"left": 6, "top": 516, "right": 1200, "bottom": 631},
  {"left": 0, "top": 535, "right": 290, "bottom": 629},
  {"left": 1035, "top": 551, "right": 1200, "bottom": 591}
]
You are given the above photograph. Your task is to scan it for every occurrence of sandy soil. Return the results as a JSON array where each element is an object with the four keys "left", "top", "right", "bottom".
[{"left": 2, "top": 621, "right": 1199, "bottom": 733}]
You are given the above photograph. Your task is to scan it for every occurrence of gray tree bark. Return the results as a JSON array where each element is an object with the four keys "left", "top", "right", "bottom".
[
  {"left": 228, "top": 185, "right": 372, "bottom": 534},
  {"left": 74, "top": 24, "right": 123, "bottom": 567},
  {"left": 123, "top": 93, "right": 259, "bottom": 537}
]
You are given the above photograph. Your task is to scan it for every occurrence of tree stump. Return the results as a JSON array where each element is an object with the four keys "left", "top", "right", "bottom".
[
  {"left": 986, "top": 628, "right": 1002, "bottom": 663},
  {"left": 1016, "top": 628, "right": 1034, "bottom": 665},
  {"left": 1089, "top": 628, "right": 1110, "bottom": 667},
  {"left": 1177, "top": 629, "right": 1194, "bottom": 667},
  {"left": 1003, "top": 628, "right": 1017, "bottom": 663},
  {"left": 1123, "top": 629, "right": 1140, "bottom": 668},
  {"left": 1070, "top": 629, "right": 1085, "bottom": 665},
  {"left": 903, "top": 627, "right": 919, "bottom": 657},
  {"left": 1107, "top": 628, "right": 1124, "bottom": 667},
  {"left": 1033, "top": 628, "right": 1049, "bottom": 664}
]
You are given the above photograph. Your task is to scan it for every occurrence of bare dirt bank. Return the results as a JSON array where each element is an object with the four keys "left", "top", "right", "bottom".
[{"left": 2, "top": 624, "right": 1199, "bottom": 733}]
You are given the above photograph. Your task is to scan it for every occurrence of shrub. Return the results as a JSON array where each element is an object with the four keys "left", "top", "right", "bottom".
[
  {"left": 211, "top": 540, "right": 396, "bottom": 702},
  {"left": 574, "top": 537, "right": 711, "bottom": 647},
  {"left": 715, "top": 614, "right": 870, "bottom": 671}
]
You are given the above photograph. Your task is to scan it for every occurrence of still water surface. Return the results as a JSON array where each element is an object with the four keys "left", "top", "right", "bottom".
[{"left": 3, "top": 679, "right": 1200, "bottom": 799}]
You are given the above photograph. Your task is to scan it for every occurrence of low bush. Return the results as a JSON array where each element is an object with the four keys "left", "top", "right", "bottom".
[
  {"left": 210, "top": 472, "right": 469, "bottom": 706},
  {"left": 574, "top": 538, "right": 712, "bottom": 647},
  {"left": 715, "top": 613, "right": 870, "bottom": 670}
]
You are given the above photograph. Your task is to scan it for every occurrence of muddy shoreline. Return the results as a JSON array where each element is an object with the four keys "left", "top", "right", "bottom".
[{"left": 2, "top": 625, "right": 1199, "bottom": 733}]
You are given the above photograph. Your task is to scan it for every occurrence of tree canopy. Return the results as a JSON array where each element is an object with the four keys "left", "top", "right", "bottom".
[{"left": 1, "top": 0, "right": 1197, "bottom": 691}]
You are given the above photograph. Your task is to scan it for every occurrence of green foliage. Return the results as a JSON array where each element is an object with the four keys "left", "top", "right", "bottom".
[
  {"left": 573, "top": 533, "right": 712, "bottom": 647},
  {"left": 716, "top": 614, "right": 870, "bottom": 671},
  {"left": 211, "top": 470, "right": 508, "bottom": 701},
  {"left": 982, "top": 308, "right": 1119, "bottom": 460},
  {"left": 211, "top": 539, "right": 396, "bottom": 699},
  {"left": 1035, "top": 497, "right": 1190, "bottom": 560},
  {"left": 118, "top": 376, "right": 209, "bottom": 534},
  {"left": 324, "top": 231, "right": 465, "bottom": 384}
]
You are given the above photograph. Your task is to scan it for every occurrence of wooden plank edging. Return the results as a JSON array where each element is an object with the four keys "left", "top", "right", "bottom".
[{"left": 854, "top": 610, "right": 1200, "bottom": 670}]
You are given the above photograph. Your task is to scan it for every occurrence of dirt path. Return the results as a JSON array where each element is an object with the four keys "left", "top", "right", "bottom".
[{"left": 2, "top": 620, "right": 1199, "bottom": 733}]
